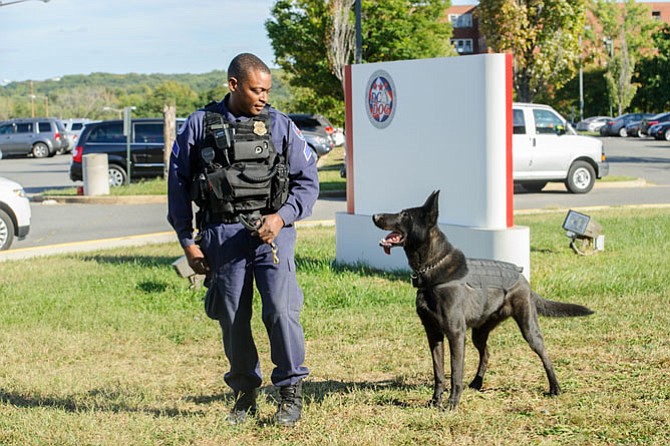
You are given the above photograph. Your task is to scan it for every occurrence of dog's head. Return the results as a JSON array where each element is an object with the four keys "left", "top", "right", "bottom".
[{"left": 372, "top": 190, "right": 440, "bottom": 255}]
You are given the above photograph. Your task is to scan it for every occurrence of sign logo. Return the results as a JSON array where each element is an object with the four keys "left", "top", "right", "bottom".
[{"left": 366, "top": 70, "right": 396, "bottom": 129}]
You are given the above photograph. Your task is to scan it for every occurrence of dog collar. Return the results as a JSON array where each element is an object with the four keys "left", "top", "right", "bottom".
[{"left": 411, "top": 253, "right": 451, "bottom": 288}]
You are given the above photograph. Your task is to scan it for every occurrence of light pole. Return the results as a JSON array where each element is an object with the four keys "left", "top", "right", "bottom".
[
  {"left": 355, "top": 0, "right": 361, "bottom": 64},
  {"left": 0, "top": 0, "right": 50, "bottom": 6},
  {"left": 102, "top": 106, "right": 123, "bottom": 119},
  {"left": 603, "top": 37, "right": 614, "bottom": 117}
]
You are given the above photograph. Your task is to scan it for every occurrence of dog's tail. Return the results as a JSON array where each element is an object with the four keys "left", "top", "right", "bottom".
[{"left": 532, "top": 292, "right": 594, "bottom": 317}]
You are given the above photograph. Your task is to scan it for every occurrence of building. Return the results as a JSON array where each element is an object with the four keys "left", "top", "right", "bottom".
[{"left": 446, "top": 2, "right": 670, "bottom": 55}]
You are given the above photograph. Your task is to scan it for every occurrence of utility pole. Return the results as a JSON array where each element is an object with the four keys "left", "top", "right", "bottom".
[
  {"left": 355, "top": 0, "right": 362, "bottom": 64},
  {"left": 30, "top": 80, "right": 35, "bottom": 118}
]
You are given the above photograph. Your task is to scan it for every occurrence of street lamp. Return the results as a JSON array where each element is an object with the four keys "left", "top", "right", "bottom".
[
  {"left": 102, "top": 106, "right": 123, "bottom": 119},
  {"left": 0, "top": 0, "right": 50, "bottom": 6}
]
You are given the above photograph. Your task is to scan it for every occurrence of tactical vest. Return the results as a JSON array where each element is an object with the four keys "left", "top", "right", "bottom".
[{"left": 190, "top": 104, "right": 289, "bottom": 224}]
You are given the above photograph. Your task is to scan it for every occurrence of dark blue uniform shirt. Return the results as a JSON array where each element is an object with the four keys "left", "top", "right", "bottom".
[{"left": 167, "top": 96, "right": 319, "bottom": 247}]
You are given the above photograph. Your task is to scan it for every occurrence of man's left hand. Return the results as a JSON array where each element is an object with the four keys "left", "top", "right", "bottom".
[{"left": 257, "top": 213, "right": 284, "bottom": 244}]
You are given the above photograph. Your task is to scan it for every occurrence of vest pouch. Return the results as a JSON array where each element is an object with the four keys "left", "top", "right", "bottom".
[
  {"left": 270, "top": 162, "right": 289, "bottom": 211},
  {"left": 232, "top": 140, "right": 271, "bottom": 162},
  {"left": 222, "top": 163, "right": 273, "bottom": 200}
]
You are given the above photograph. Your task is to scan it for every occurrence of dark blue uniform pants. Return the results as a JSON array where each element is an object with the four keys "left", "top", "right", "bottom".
[{"left": 199, "top": 222, "right": 308, "bottom": 391}]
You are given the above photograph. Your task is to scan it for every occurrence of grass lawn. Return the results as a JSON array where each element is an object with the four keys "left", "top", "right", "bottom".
[{"left": 1, "top": 207, "right": 669, "bottom": 445}]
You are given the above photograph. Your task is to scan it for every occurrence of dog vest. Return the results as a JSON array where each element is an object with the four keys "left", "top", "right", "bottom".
[{"left": 464, "top": 259, "right": 523, "bottom": 294}]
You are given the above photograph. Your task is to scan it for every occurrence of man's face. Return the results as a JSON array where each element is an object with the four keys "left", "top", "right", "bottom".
[{"left": 228, "top": 69, "right": 272, "bottom": 117}]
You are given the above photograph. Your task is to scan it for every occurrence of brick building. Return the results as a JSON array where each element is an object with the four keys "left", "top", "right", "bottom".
[{"left": 446, "top": 2, "right": 670, "bottom": 55}]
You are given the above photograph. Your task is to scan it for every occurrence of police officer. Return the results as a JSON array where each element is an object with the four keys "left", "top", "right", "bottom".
[{"left": 167, "top": 53, "right": 319, "bottom": 426}]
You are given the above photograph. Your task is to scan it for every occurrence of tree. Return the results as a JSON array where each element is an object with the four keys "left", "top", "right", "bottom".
[
  {"left": 590, "top": 0, "right": 658, "bottom": 115},
  {"left": 266, "top": 0, "right": 454, "bottom": 125},
  {"left": 478, "top": 0, "right": 587, "bottom": 103},
  {"left": 631, "top": 23, "right": 670, "bottom": 113}
]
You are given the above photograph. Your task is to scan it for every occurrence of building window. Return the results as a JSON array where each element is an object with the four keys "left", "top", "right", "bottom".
[
  {"left": 652, "top": 11, "right": 661, "bottom": 20},
  {"left": 449, "top": 13, "right": 472, "bottom": 28},
  {"left": 451, "top": 39, "right": 473, "bottom": 54}
]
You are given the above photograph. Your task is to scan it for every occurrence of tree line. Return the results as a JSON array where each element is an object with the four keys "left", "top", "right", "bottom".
[{"left": 2, "top": 0, "right": 669, "bottom": 125}]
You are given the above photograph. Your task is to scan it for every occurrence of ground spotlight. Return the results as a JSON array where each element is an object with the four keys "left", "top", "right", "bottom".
[{"left": 562, "top": 210, "right": 605, "bottom": 255}]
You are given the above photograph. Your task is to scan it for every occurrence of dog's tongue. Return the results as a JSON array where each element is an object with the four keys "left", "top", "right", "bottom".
[{"left": 379, "top": 232, "right": 402, "bottom": 255}]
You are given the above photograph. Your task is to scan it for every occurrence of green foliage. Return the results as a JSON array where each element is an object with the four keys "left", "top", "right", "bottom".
[
  {"left": 0, "top": 71, "right": 243, "bottom": 121},
  {"left": 266, "top": 0, "right": 454, "bottom": 126},
  {"left": 478, "top": 0, "right": 587, "bottom": 103},
  {"left": 590, "top": 0, "right": 659, "bottom": 115},
  {"left": 631, "top": 23, "right": 670, "bottom": 112}
]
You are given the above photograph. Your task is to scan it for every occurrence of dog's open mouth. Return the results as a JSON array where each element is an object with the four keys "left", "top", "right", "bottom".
[{"left": 379, "top": 232, "right": 404, "bottom": 255}]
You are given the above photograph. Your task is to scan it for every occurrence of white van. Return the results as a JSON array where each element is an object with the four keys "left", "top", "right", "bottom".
[
  {"left": 0, "top": 176, "right": 31, "bottom": 250},
  {"left": 513, "top": 103, "right": 609, "bottom": 193}
]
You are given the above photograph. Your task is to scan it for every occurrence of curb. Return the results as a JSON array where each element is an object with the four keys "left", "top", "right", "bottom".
[{"left": 30, "top": 190, "right": 347, "bottom": 204}]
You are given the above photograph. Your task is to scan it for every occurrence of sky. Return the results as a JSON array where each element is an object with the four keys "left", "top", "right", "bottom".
[
  {"left": 4, "top": 0, "right": 665, "bottom": 85},
  {"left": 0, "top": 0, "right": 482, "bottom": 84}
]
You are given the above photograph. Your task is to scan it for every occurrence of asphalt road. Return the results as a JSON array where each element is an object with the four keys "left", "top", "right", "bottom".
[{"left": 1, "top": 135, "right": 668, "bottom": 255}]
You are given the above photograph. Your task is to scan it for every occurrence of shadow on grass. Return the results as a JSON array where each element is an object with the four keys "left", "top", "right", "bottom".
[
  {"left": 79, "top": 254, "right": 176, "bottom": 268},
  {"left": 0, "top": 378, "right": 424, "bottom": 418},
  {"left": 296, "top": 255, "right": 410, "bottom": 283},
  {"left": 0, "top": 388, "right": 206, "bottom": 418}
]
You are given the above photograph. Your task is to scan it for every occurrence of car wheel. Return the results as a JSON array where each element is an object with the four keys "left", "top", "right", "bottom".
[
  {"left": 32, "top": 142, "right": 50, "bottom": 158},
  {"left": 522, "top": 181, "right": 547, "bottom": 193},
  {"left": 665, "top": 129, "right": 670, "bottom": 141},
  {"left": 108, "top": 165, "right": 127, "bottom": 187},
  {"left": 565, "top": 161, "right": 595, "bottom": 194},
  {"left": 0, "top": 209, "right": 15, "bottom": 251},
  {"left": 618, "top": 127, "right": 627, "bottom": 137}
]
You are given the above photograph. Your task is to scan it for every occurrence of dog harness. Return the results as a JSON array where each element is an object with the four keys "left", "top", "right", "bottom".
[{"left": 413, "top": 258, "right": 522, "bottom": 294}]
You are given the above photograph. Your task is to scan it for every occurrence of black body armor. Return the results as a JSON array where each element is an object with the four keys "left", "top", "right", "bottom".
[{"left": 191, "top": 104, "right": 289, "bottom": 228}]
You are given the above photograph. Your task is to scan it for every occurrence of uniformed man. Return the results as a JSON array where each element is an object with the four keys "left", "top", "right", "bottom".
[{"left": 167, "top": 53, "right": 319, "bottom": 426}]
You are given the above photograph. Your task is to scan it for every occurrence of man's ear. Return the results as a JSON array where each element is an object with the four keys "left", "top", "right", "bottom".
[
  {"left": 423, "top": 190, "right": 440, "bottom": 224},
  {"left": 228, "top": 77, "right": 238, "bottom": 92}
]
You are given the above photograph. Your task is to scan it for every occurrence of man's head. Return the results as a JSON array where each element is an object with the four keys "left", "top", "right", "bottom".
[{"left": 227, "top": 53, "right": 272, "bottom": 117}]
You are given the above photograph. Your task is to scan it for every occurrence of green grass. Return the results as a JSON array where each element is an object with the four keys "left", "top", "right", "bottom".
[{"left": 1, "top": 207, "right": 669, "bottom": 445}]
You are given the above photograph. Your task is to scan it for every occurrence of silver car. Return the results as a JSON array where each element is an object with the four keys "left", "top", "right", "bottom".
[{"left": 0, "top": 117, "right": 69, "bottom": 158}]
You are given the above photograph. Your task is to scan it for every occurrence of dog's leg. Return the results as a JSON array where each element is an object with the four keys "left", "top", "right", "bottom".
[
  {"left": 512, "top": 303, "right": 562, "bottom": 396},
  {"left": 469, "top": 326, "right": 491, "bottom": 390},
  {"left": 424, "top": 325, "right": 445, "bottom": 407},
  {"left": 446, "top": 321, "right": 467, "bottom": 410}
]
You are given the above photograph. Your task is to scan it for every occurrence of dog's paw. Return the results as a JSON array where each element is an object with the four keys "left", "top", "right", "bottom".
[
  {"left": 547, "top": 385, "right": 562, "bottom": 397},
  {"left": 446, "top": 399, "right": 459, "bottom": 411},
  {"left": 468, "top": 376, "right": 483, "bottom": 390},
  {"left": 427, "top": 396, "right": 442, "bottom": 409}
]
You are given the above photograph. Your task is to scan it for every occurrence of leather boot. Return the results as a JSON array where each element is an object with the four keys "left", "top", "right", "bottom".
[
  {"left": 227, "top": 388, "right": 258, "bottom": 425},
  {"left": 274, "top": 381, "right": 303, "bottom": 427}
]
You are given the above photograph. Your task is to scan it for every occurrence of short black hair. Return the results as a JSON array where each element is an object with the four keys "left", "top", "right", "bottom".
[{"left": 227, "top": 53, "right": 271, "bottom": 83}]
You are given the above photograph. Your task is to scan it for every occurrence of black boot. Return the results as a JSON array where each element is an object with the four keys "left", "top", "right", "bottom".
[
  {"left": 227, "top": 388, "right": 258, "bottom": 425},
  {"left": 274, "top": 381, "right": 303, "bottom": 427}
]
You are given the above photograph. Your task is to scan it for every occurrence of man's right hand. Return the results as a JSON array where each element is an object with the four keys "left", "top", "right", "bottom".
[{"left": 184, "top": 244, "right": 210, "bottom": 275}]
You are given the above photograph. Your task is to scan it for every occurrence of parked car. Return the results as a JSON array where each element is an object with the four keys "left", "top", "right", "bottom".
[
  {"left": 599, "top": 113, "right": 654, "bottom": 137},
  {"left": 301, "top": 129, "right": 334, "bottom": 159},
  {"left": 61, "top": 118, "right": 95, "bottom": 153},
  {"left": 639, "top": 112, "right": 670, "bottom": 137},
  {"left": 70, "top": 118, "right": 184, "bottom": 187},
  {"left": 649, "top": 121, "right": 670, "bottom": 141},
  {"left": 0, "top": 176, "right": 31, "bottom": 250},
  {"left": 513, "top": 102, "right": 609, "bottom": 193},
  {"left": 0, "top": 117, "right": 69, "bottom": 158},
  {"left": 575, "top": 116, "right": 612, "bottom": 133},
  {"left": 625, "top": 120, "right": 643, "bottom": 137},
  {"left": 288, "top": 113, "right": 336, "bottom": 143}
]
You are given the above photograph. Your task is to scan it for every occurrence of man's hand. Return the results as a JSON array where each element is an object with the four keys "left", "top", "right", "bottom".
[
  {"left": 184, "top": 244, "right": 210, "bottom": 275},
  {"left": 257, "top": 213, "right": 284, "bottom": 245}
]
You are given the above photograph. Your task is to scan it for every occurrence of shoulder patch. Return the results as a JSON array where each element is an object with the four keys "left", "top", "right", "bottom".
[
  {"left": 291, "top": 121, "right": 305, "bottom": 142},
  {"left": 303, "top": 141, "right": 313, "bottom": 162}
]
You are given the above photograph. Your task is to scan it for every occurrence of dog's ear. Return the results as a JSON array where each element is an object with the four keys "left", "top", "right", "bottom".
[{"left": 423, "top": 190, "right": 440, "bottom": 224}]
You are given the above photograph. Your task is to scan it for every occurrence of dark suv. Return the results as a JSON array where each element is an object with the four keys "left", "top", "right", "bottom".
[
  {"left": 0, "top": 117, "right": 69, "bottom": 158},
  {"left": 70, "top": 118, "right": 184, "bottom": 187}
]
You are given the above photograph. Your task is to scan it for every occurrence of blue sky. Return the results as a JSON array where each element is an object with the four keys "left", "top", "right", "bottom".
[{"left": 4, "top": 0, "right": 664, "bottom": 84}]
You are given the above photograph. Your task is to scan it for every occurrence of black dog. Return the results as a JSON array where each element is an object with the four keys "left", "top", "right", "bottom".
[{"left": 372, "top": 190, "right": 593, "bottom": 410}]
